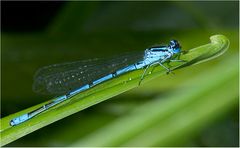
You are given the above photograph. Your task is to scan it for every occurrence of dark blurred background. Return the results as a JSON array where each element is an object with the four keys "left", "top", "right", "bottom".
[{"left": 1, "top": 1, "right": 239, "bottom": 146}]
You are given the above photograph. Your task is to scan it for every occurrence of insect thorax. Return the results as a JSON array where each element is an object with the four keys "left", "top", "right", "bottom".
[{"left": 143, "top": 48, "right": 172, "bottom": 65}]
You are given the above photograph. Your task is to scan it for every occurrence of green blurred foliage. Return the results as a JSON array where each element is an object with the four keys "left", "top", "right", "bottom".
[{"left": 2, "top": 1, "right": 238, "bottom": 146}]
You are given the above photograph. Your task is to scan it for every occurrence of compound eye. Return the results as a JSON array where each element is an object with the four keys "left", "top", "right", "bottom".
[
  {"left": 169, "top": 40, "right": 180, "bottom": 49},
  {"left": 170, "top": 40, "right": 176, "bottom": 45}
]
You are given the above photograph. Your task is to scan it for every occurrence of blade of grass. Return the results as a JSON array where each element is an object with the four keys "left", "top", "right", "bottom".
[{"left": 0, "top": 34, "right": 229, "bottom": 146}]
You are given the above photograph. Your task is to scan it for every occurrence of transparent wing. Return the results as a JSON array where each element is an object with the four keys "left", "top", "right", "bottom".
[{"left": 33, "top": 51, "right": 144, "bottom": 95}]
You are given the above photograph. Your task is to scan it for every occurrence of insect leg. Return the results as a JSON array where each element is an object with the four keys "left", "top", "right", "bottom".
[
  {"left": 158, "top": 56, "right": 175, "bottom": 75},
  {"left": 138, "top": 64, "right": 150, "bottom": 86},
  {"left": 158, "top": 62, "right": 171, "bottom": 72}
]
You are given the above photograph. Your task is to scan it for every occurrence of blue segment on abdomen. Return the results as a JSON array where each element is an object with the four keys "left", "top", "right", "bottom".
[
  {"left": 93, "top": 74, "right": 113, "bottom": 85},
  {"left": 54, "top": 95, "right": 67, "bottom": 102},
  {"left": 10, "top": 114, "right": 29, "bottom": 126},
  {"left": 69, "top": 84, "right": 90, "bottom": 96}
]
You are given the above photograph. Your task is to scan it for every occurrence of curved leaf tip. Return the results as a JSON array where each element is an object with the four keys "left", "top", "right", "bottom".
[
  {"left": 177, "top": 34, "right": 229, "bottom": 68},
  {"left": 209, "top": 34, "right": 230, "bottom": 58}
]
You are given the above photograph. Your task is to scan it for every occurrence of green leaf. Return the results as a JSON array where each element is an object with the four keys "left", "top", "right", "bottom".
[{"left": 0, "top": 34, "right": 229, "bottom": 146}]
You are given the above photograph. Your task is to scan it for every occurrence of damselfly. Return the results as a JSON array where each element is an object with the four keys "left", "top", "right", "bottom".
[{"left": 10, "top": 40, "right": 184, "bottom": 126}]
